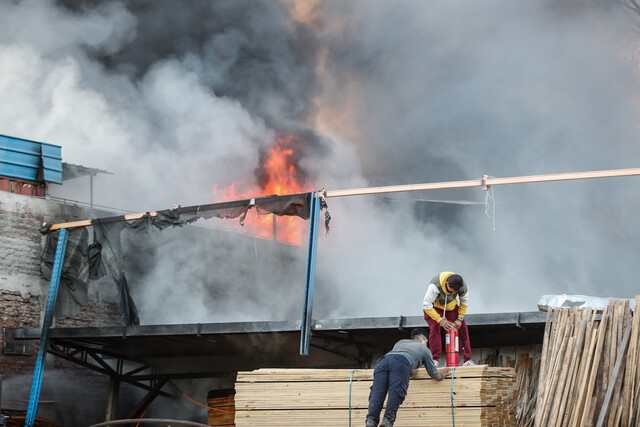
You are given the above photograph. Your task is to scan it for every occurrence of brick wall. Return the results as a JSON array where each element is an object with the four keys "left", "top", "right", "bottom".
[
  {"left": 0, "top": 191, "right": 123, "bottom": 377},
  {"left": 0, "top": 290, "right": 40, "bottom": 375},
  {"left": 0, "top": 210, "right": 43, "bottom": 277},
  {"left": 0, "top": 197, "right": 46, "bottom": 376},
  {"left": 56, "top": 302, "right": 121, "bottom": 328}
]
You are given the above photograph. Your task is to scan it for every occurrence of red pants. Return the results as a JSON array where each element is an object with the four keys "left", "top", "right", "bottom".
[{"left": 424, "top": 306, "right": 472, "bottom": 363}]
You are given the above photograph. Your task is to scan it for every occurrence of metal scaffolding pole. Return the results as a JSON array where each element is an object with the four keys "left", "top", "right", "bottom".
[
  {"left": 25, "top": 229, "right": 68, "bottom": 427},
  {"left": 300, "top": 192, "right": 321, "bottom": 355}
]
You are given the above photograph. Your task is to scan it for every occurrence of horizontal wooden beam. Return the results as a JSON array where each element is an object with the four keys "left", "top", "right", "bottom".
[
  {"left": 48, "top": 212, "right": 155, "bottom": 231},
  {"left": 323, "top": 168, "right": 640, "bottom": 198}
]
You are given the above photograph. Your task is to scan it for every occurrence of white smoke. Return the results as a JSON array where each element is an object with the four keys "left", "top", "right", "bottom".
[
  {"left": 311, "top": 0, "right": 640, "bottom": 313},
  {"left": 1, "top": 0, "right": 639, "bottom": 324}
]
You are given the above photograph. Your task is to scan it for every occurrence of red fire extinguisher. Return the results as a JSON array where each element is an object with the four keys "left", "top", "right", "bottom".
[{"left": 445, "top": 328, "right": 460, "bottom": 367}]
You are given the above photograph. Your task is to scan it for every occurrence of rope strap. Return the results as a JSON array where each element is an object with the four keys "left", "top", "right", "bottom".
[
  {"left": 450, "top": 367, "right": 456, "bottom": 426},
  {"left": 349, "top": 370, "right": 355, "bottom": 426}
]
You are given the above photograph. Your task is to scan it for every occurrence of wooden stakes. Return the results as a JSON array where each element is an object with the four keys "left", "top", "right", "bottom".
[{"left": 531, "top": 297, "right": 639, "bottom": 427}]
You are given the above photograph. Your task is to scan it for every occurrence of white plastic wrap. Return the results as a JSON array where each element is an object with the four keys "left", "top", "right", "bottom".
[{"left": 537, "top": 294, "right": 636, "bottom": 312}]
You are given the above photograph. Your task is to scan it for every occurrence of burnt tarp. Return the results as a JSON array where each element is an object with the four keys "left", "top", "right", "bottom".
[
  {"left": 158, "top": 192, "right": 314, "bottom": 228},
  {"left": 41, "top": 228, "right": 97, "bottom": 317},
  {"left": 254, "top": 193, "right": 311, "bottom": 218},
  {"left": 41, "top": 227, "right": 139, "bottom": 325},
  {"left": 123, "top": 192, "right": 330, "bottom": 231},
  {"left": 93, "top": 222, "right": 139, "bottom": 325},
  {"left": 40, "top": 192, "right": 328, "bottom": 326}
]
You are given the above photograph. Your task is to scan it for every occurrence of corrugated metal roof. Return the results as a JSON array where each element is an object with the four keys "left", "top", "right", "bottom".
[
  {"left": 0, "top": 133, "right": 63, "bottom": 184},
  {"left": 62, "top": 162, "right": 112, "bottom": 180}
]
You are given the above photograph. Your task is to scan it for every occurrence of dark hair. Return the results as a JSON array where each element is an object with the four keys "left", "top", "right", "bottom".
[
  {"left": 410, "top": 328, "right": 427, "bottom": 340},
  {"left": 447, "top": 274, "right": 464, "bottom": 292}
]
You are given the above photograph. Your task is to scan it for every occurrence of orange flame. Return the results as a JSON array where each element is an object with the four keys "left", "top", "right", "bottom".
[{"left": 213, "top": 133, "right": 313, "bottom": 245}]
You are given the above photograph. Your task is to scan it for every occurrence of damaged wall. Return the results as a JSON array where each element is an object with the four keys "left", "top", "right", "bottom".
[{"left": 0, "top": 191, "right": 128, "bottom": 425}]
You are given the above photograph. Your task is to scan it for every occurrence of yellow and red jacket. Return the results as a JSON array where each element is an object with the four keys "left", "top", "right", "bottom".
[{"left": 422, "top": 271, "right": 469, "bottom": 323}]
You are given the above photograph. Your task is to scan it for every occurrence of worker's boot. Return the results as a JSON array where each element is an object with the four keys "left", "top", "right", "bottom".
[
  {"left": 379, "top": 416, "right": 394, "bottom": 427},
  {"left": 365, "top": 417, "right": 377, "bottom": 427}
]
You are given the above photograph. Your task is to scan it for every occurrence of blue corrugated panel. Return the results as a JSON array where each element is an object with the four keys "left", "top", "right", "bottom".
[
  {"left": 0, "top": 134, "right": 62, "bottom": 184},
  {"left": 41, "top": 143, "right": 62, "bottom": 183}
]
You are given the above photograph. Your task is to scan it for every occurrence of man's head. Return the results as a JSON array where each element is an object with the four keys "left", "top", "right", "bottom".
[
  {"left": 446, "top": 274, "right": 463, "bottom": 294},
  {"left": 411, "top": 328, "right": 428, "bottom": 346}
]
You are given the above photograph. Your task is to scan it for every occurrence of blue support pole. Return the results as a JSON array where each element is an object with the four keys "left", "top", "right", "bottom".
[
  {"left": 300, "top": 193, "right": 321, "bottom": 355},
  {"left": 25, "top": 228, "right": 68, "bottom": 427}
]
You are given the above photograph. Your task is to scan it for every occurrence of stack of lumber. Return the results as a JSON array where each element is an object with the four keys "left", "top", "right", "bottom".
[
  {"left": 207, "top": 388, "right": 236, "bottom": 426},
  {"left": 234, "top": 365, "right": 516, "bottom": 426},
  {"left": 533, "top": 296, "right": 640, "bottom": 427},
  {"left": 478, "top": 351, "right": 540, "bottom": 427}
]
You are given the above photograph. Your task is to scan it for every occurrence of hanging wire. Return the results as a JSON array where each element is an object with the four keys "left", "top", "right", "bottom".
[{"left": 484, "top": 186, "right": 496, "bottom": 231}]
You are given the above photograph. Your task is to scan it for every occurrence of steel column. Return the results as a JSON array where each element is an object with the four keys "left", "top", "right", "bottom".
[
  {"left": 105, "top": 377, "right": 120, "bottom": 422},
  {"left": 25, "top": 228, "right": 68, "bottom": 426},
  {"left": 300, "top": 193, "right": 320, "bottom": 355}
]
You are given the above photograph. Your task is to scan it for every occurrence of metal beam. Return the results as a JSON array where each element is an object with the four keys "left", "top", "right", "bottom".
[
  {"left": 300, "top": 192, "right": 320, "bottom": 355},
  {"left": 48, "top": 345, "right": 114, "bottom": 377},
  {"left": 104, "top": 377, "right": 119, "bottom": 422},
  {"left": 26, "top": 228, "right": 68, "bottom": 427},
  {"left": 12, "top": 312, "right": 547, "bottom": 340},
  {"left": 126, "top": 379, "right": 168, "bottom": 420}
]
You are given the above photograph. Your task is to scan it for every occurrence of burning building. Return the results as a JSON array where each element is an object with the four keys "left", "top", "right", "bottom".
[{"left": 3, "top": 0, "right": 640, "bottom": 425}]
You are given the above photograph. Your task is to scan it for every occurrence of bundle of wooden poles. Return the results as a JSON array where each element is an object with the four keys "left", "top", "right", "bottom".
[
  {"left": 231, "top": 366, "right": 516, "bottom": 426},
  {"left": 532, "top": 296, "right": 640, "bottom": 427}
]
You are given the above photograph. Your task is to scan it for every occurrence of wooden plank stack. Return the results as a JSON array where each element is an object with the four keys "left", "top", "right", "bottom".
[
  {"left": 533, "top": 296, "right": 640, "bottom": 427},
  {"left": 233, "top": 365, "right": 516, "bottom": 426},
  {"left": 478, "top": 350, "right": 540, "bottom": 426},
  {"left": 207, "top": 388, "right": 236, "bottom": 426}
]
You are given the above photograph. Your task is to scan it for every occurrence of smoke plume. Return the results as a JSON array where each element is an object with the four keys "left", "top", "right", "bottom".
[{"left": 2, "top": 0, "right": 640, "bottom": 322}]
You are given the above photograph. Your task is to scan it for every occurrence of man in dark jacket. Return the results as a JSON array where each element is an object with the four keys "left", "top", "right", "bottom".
[{"left": 365, "top": 328, "right": 451, "bottom": 427}]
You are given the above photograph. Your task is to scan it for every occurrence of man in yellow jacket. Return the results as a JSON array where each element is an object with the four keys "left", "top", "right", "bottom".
[{"left": 422, "top": 272, "right": 474, "bottom": 366}]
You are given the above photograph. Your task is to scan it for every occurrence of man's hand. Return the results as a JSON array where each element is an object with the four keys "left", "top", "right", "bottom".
[
  {"left": 439, "top": 318, "right": 454, "bottom": 330},
  {"left": 453, "top": 319, "right": 463, "bottom": 329},
  {"left": 438, "top": 367, "right": 452, "bottom": 377}
]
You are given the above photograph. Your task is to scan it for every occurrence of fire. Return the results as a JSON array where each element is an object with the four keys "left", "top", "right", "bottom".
[{"left": 213, "top": 133, "right": 313, "bottom": 245}]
